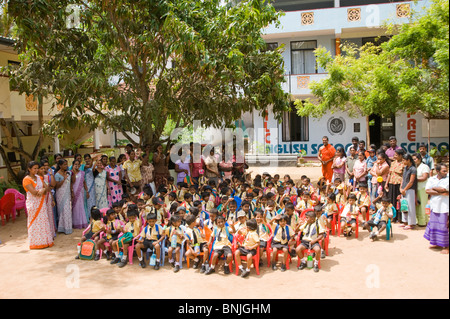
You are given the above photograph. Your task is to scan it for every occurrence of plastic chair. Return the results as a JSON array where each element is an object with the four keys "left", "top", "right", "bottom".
[
  {"left": 266, "top": 235, "right": 292, "bottom": 270},
  {"left": 337, "top": 206, "right": 359, "bottom": 238},
  {"left": 100, "top": 208, "right": 109, "bottom": 216},
  {"left": 0, "top": 193, "right": 16, "bottom": 226},
  {"left": 186, "top": 226, "right": 212, "bottom": 269},
  {"left": 4, "top": 189, "right": 27, "bottom": 218},
  {"left": 330, "top": 213, "right": 339, "bottom": 235},
  {"left": 295, "top": 233, "right": 321, "bottom": 269},
  {"left": 232, "top": 234, "right": 261, "bottom": 276}
]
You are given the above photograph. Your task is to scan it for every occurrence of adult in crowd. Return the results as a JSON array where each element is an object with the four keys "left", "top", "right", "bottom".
[
  {"left": 140, "top": 152, "right": 156, "bottom": 195},
  {"left": 318, "top": 136, "right": 336, "bottom": 183},
  {"left": 153, "top": 143, "right": 170, "bottom": 190},
  {"left": 232, "top": 145, "right": 247, "bottom": 178},
  {"left": 71, "top": 159, "right": 88, "bottom": 229},
  {"left": 418, "top": 143, "right": 434, "bottom": 172},
  {"left": 23, "top": 161, "right": 55, "bottom": 249},
  {"left": 369, "top": 152, "right": 390, "bottom": 198},
  {"left": 40, "top": 160, "right": 56, "bottom": 236},
  {"left": 424, "top": 164, "right": 449, "bottom": 254},
  {"left": 175, "top": 145, "right": 191, "bottom": 185},
  {"left": 204, "top": 147, "right": 221, "bottom": 186},
  {"left": 106, "top": 156, "right": 123, "bottom": 206},
  {"left": 353, "top": 150, "right": 368, "bottom": 187},
  {"left": 358, "top": 140, "right": 370, "bottom": 158},
  {"left": 385, "top": 148, "right": 405, "bottom": 222},
  {"left": 190, "top": 143, "right": 205, "bottom": 189},
  {"left": 51, "top": 153, "right": 63, "bottom": 173},
  {"left": 346, "top": 146, "right": 358, "bottom": 187},
  {"left": 219, "top": 145, "right": 234, "bottom": 181},
  {"left": 123, "top": 150, "right": 142, "bottom": 194},
  {"left": 54, "top": 159, "right": 73, "bottom": 234},
  {"left": 400, "top": 154, "right": 417, "bottom": 230},
  {"left": 366, "top": 148, "right": 378, "bottom": 201},
  {"left": 94, "top": 156, "right": 109, "bottom": 209},
  {"left": 413, "top": 152, "right": 431, "bottom": 227},
  {"left": 83, "top": 153, "right": 97, "bottom": 221},
  {"left": 167, "top": 143, "right": 178, "bottom": 182},
  {"left": 346, "top": 136, "right": 359, "bottom": 157},
  {"left": 386, "top": 136, "right": 401, "bottom": 161}
]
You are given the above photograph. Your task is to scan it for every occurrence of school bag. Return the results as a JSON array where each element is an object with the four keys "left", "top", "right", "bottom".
[{"left": 79, "top": 239, "right": 96, "bottom": 260}]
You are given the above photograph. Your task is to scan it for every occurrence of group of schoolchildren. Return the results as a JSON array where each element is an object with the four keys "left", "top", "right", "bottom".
[{"left": 79, "top": 170, "right": 394, "bottom": 276}]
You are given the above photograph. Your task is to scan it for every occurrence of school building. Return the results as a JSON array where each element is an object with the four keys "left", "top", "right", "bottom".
[{"left": 240, "top": 0, "right": 449, "bottom": 164}]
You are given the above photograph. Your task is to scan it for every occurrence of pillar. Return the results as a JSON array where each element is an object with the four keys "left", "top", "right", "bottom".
[
  {"left": 54, "top": 135, "right": 60, "bottom": 155},
  {"left": 93, "top": 129, "right": 100, "bottom": 151}
]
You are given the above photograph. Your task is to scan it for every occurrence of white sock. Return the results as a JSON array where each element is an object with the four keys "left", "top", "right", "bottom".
[
  {"left": 246, "top": 268, "right": 250, "bottom": 272},
  {"left": 156, "top": 259, "right": 160, "bottom": 262},
  {"left": 138, "top": 257, "right": 143, "bottom": 261},
  {"left": 95, "top": 250, "right": 99, "bottom": 255},
  {"left": 194, "top": 258, "right": 199, "bottom": 262},
  {"left": 211, "top": 264, "right": 215, "bottom": 269},
  {"left": 224, "top": 262, "right": 228, "bottom": 266},
  {"left": 114, "top": 252, "right": 119, "bottom": 258},
  {"left": 239, "top": 265, "right": 244, "bottom": 270},
  {"left": 121, "top": 256, "right": 127, "bottom": 261},
  {"left": 169, "top": 258, "right": 174, "bottom": 263},
  {"left": 314, "top": 260, "right": 319, "bottom": 265}
]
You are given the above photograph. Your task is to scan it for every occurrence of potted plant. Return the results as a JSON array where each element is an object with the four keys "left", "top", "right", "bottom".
[
  {"left": 430, "top": 145, "right": 449, "bottom": 164},
  {"left": 296, "top": 149, "right": 307, "bottom": 166}
]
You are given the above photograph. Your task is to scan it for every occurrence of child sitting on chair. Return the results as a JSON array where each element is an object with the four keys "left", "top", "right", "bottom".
[
  {"left": 234, "top": 219, "right": 260, "bottom": 278},
  {"left": 185, "top": 214, "right": 209, "bottom": 273},
  {"left": 340, "top": 193, "right": 359, "bottom": 237},
  {"left": 135, "top": 212, "right": 164, "bottom": 270},
  {"left": 269, "top": 214, "right": 295, "bottom": 272},
  {"left": 296, "top": 210, "right": 326, "bottom": 273},
  {"left": 205, "top": 215, "right": 235, "bottom": 275},
  {"left": 363, "top": 196, "right": 394, "bottom": 240}
]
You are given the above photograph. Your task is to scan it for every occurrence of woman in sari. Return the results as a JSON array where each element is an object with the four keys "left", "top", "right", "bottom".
[
  {"left": 413, "top": 152, "right": 431, "bottom": 227},
  {"left": 83, "top": 154, "right": 96, "bottom": 221},
  {"left": 71, "top": 159, "right": 89, "bottom": 229},
  {"left": 94, "top": 157, "right": 109, "bottom": 209},
  {"left": 23, "top": 161, "right": 54, "bottom": 249},
  {"left": 39, "top": 160, "right": 56, "bottom": 237},
  {"left": 55, "top": 159, "right": 73, "bottom": 234},
  {"left": 140, "top": 152, "right": 156, "bottom": 195}
]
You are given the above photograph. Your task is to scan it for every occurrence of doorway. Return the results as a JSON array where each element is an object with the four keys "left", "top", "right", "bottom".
[{"left": 369, "top": 114, "right": 396, "bottom": 148}]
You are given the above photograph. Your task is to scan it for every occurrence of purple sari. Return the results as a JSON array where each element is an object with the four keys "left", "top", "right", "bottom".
[{"left": 72, "top": 170, "right": 88, "bottom": 229}]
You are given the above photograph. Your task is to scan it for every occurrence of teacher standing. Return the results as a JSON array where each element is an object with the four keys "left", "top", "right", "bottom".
[
  {"left": 318, "top": 136, "right": 336, "bottom": 183},
  {"left": 23, "top": 161, "right": 54, "bottom": 249}
]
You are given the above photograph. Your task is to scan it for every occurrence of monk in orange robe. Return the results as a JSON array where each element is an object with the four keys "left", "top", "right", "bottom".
[{"left": 318, "top": 136, "right": 336, "bottom": 183}]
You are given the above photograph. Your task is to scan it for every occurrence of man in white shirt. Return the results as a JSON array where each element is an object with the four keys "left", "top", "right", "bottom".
[{"left": 424, "top": 164, "right": 449, "bottom": 254}]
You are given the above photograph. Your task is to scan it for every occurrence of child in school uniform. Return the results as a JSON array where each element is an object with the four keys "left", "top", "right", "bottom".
[
  {"left": 205, "top": 208, "right": 219, "bottom": 230},
  {"left": 363, "top": 196, "right": 394, "bottom": 240},
  {"left": 185, "top": 214, "right": 209, "bottom": 273},
  {"left": 165, "top": 192, "right": 178, "bottom": 212},
  {"left": 323, "top": 193, "right": 339, "bottom": 229},
  {"left": 340, "top": 193, "right": 359, "bottom": 236},
  {"left": 255, "top": 209, "right": 271, "bottom": 265},
  {"left": 269, "top": 214, "right": 295, "bottom": 272},
  {"left": 234, "top": 211, "right": 248, "bottom": 236},
  {"left": 234, "top": 219, "right": 260, "bottom": 278},
  {"left": 165, "top": 215, "right": 185, "bottom": 273},
  {"left": 356, "top": 182, "right": 371, "bottom": 221},
  {"left": 223, "top": 199, "right": 238, "bottom": 224},
  {"left": 295, "top": 191, "right": 315, "bottom": 213},
  {"left": 110, "top": 207, "right": 141, "bottom": 267},
  {"left": 135, "top": 212, "right": 164, "bottom": 269},
  {"left": 101, "top": 208, "right": 123, "bottom": 260},
  {"left": 264, "top": 199, "right": 278, "bottom": 222},
  {"left": 296, "top": 210, "right": 326, "bottom": 272},
  {"left": 205, "top": 215, "right": 235, "bottom": 275},
  {"left": 181, "top": 192, "right": 193, "bottom": 212},
  {"left": 77, "top": 207, "right": 105, "bottom": 261},
  {"left": 240, "top": 200, "right": 254, "bottom": 219}
]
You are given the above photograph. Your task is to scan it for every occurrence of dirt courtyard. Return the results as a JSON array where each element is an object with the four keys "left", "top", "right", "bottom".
[{"left": 0, "top": 166, "right": 448, "bottom": 299}]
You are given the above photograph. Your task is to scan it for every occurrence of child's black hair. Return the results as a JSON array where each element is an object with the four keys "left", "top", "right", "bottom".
[
  {"left": 314, "top": 204, "right": 323, "bottom": 213},
  {"left": 328, "top": 193, "right": 336, "bottom": 201},
  {"left": 285, "top": 202, "right": 295, "bottom": 211},
  {"left": 169, "top": 191, "right": 177, "bottom": 199},
  {"left": 186, "top": 214, "right": 197, "bottom": 226},
  {"left": 209, "top": 208, "right": 219, "bottom": 216},
  {"left": 189, "top": 207, "right": 199, "bottom": 217},
  {"left": 91, "top": 207, "right": 102, "bottom": 221},
  {"left": 169, "top": 202, "right": 180, "bottom": 214},
  {"left": 184, "top": 193, "right": 193, "bottom": 200},
  {"left": 201, "top": 192, "right": 210, "bottom": 199},
  {"left": 266, "top": 192, "right": 275, "bottom": 199},
  {"left": 348, "top": 193, "right": 357, "bottom": 200},
  {"left": 216, "top": 215, "right": 225, "bottom": 222},
  {"left": 254, "top": 208, "right": 264, "bottom": 217},
  {"left": 146, "top": 212, "right": 157, "bottom": 220},
  {"left": 193, "top": 200, "right": 202, "bottom": 207},
  {"left": 246, "top": 219, "right": 257, "bottom": 231},
  {"left": 143, "top": 185, "right": 153, "bottom": 197},
  {"left": 127, "top": 209, "right": 139, "bottom": 218},
  {"left": 277, "top": 214, "right": 289, "bottom": 222},
  {"left": 169, "top": 215, "right": 181, "bottom": 226},
  {"left": 241, "top": 200, "right": 250, "bottom": 207},
  {"left": 112, "top": 201, "right": 121, "bottom": 208}
]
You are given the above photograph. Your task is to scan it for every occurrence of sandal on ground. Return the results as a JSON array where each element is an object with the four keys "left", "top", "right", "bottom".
[{"left": 403, "top": 225, "right": 414, "bottom": 230}]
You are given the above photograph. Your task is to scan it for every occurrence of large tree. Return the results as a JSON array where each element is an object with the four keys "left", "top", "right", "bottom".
[
  {"left": 296, "top": 0, "right": 449, "bottom": 120},
  {"left": 8, "top": 0, "right": 290, "bottom": 148}
]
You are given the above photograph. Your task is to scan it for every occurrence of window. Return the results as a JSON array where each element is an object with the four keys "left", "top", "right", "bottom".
[
  {"left": 282, "top": 103, "right": 309, "bottom": 142},
  {"left": 265, "top": 42, "right": 278, "bottom": 52},
  {"left": 291, "top": 41, "right": 317, "bottom": 74}
]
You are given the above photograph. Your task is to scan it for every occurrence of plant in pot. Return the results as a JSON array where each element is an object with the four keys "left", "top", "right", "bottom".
[
  {"left": 430, "top": 146, "right": 449, "bottom": 164},
  {"left": 296, "top": 149, "right": 307, "bottom": 166}
]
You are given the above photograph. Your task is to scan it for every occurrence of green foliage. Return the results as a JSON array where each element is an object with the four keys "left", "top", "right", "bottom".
[
  {"left": 297, "top": 0, "right": 449, "bottom": 120},
  {"left": 8, "top": 0, "right": 290, "bottom": 148},
  {"left": 0, "top": 177, "right": 22, "bottom": 198}
]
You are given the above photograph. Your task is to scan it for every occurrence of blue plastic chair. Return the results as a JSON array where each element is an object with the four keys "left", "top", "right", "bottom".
[
  {"left": 385, "top": 207, "right": 396, "bottom": 241},
  {"left": 145, "top": 237, "right": 166, "bottom": 267}
]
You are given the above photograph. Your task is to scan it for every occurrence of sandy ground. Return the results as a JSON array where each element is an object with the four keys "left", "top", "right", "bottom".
[{"left": 0, "top": 166, "right": 448, "bottom": 299}]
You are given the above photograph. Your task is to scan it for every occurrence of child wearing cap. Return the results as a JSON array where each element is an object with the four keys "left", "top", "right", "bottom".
[{"left": 234, "top": 210, "right": 248, "bottom": 236}]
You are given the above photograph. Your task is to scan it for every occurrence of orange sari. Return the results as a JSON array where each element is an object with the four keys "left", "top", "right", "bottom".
[
  {"left": 23, "top": 176, "right": 54, "bottom": 249},
  {"left": 319, "top": 144, "right": 336, "bottom": 182}
]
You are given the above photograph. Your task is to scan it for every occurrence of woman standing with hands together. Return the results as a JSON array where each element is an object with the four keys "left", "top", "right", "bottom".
[
  {"left": 23, "top": 161, "right": 54, "bottom": 249},
  {"left": 54, "top": 159, "right": 73, "bottom": 235}
]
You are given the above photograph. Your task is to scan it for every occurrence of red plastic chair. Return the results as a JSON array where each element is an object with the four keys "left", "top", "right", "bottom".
[
  {"left": 295, "top": 232, "right": 321, "bottom": 269},
  {"left": 186, "top": 226, "right": 212, "bottom": 269},
  {"left": 0, "top": 193, "right": 16, "bottom": 226},
  {"left": 232, "top": 234, "right": 260, "bottom": 276},
  {"left": 338, "top": 206, "right": 359, "bottom": 238},
  {"left": 266, "top": 235, "right": 292, "bottom": 269},
  {"left": 100, "top": 208, "right": 109, "bottom": 217},
  {"left": 4, "top": 189, "right": 27, "bottom": 218}
]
